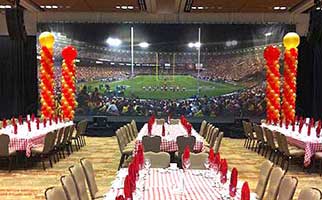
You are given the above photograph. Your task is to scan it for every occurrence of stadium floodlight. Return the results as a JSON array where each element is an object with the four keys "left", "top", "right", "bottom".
[
  {"left": 106, "top": 37, "right": 122, "bottom": 47},
  {"left": 188, "top": 42, "right": 201, "bottom": 48},
  {"left": 188, "top": 42, "right": 194, "bottom": 48},
  {"left": 139, "top": 42, "right": 149, "bottom": 48},
  {"left": 195, "top": 42, "right": 201, "bottom": 48},
  {"left": 265, "top": 32, "right": 273, "bottom": 37}
]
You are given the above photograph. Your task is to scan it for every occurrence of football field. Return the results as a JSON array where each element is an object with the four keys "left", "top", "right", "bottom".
[{"left": 79, "top": 75, "right": 244, "bottom": 99}]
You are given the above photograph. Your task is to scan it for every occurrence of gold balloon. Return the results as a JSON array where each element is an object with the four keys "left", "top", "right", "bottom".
[
  {"left": 39, "top": 32, "right": 55, "bottom": 48},
  {"left": 283, "top": 32, "right": 300, "bottom": 49}
]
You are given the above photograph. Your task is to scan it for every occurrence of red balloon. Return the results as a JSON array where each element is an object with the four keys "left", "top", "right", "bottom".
[{"left": 62, "top": 45, "right": 78, "bottom": 60}]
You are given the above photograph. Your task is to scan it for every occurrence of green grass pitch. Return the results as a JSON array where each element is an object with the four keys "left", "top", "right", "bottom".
[{"left": 79, "top": 75, "right": 244, "bottom": 100}]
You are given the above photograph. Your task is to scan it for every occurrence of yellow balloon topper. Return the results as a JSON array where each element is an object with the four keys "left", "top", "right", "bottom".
[
  {"left": 39, "top": 32, "right": 55, "bottom": 48},
  {"left": 283, "top": 32, "right": 300, "bottom": 50}
]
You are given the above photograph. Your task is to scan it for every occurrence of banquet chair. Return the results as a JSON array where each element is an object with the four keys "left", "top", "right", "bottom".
[
  {"left": 80, "top": 158, "right": 105, "bottom": 199},
  {"left": 253, "top": 124, "right": 267, "bottom": 155},
  {"left": 142, "top": 136, "right": 161, "bottom": 152},
  {"left": 53, "top": 128, "right": 64, "bottom": 162},
  {"left": 79, "top": 120, "right": 88, "bottom": 146},
  {"left": 45, "top": 186, "right": 68, "bottom": 200},
  {"left": 204, "top": 128, "right": 219, "bottom": 152},
  {"left": 156, "top": 119, "right": 165, "bottom": 125},
  {"left": 242, "top": 120, "right": 252, "bottom": 148},
  {"left": 72, "top": 121, "right": 84, "bottom": 150},
  {"left": 298, "top": 187, "right": 322, "bottom": 200},
  {"left": 176, "top": 136, "right": 196, "bottom": 166},
  {"left": 170, "top": 119, "right": 180, "bottom": 125},
  {"left": 60, "top": 126, "right": 71, "bottom": 158},
  {"left": 126, "top": 124, "right": 136, "bottom": 142},
  {"left": 199, "top": 120, "right": 207, "bottom": 137},
  {"left": 264, "top": 128, "right": 279, "bottom": 162},
  {"left": 204, "top": 124, "right": 214, "bottom": 146},
  {"left": 314, "top": 152, "right": 322, "bottom": 176},
  {"left": 246, "top": 122, "right": 257, "bottom": 150},
  {"left": 116, "top": 129, "right": 133, "bottom": 170},
  {"left": 213, "top": 131, "right": 224, "bottom": 153},
  {"left": 185, "top": 152, "right": 208, "bottom": 169},
  {"left": 121, "top": 126, "right": 135, "bottom": 150},
  {"left": 279, "top": 134, "right": 305, "bottom": 172},
  {"left": 69, "top": 164, "right": 90, "bottom": 200},
  {"left": 66, "top": 125, "right": 76, "bottom": 155},
  {"left": 61, "top": 175, "right": 79, "bottom": 200},
  {"left": 264, "top": 166, "right": 285, "bottom": 200},
  {"left": 31, "top": 131, "right": 56, "bottom": 170},
  {"left": 130, "top": 120, "right": 138, "bottom": 138},
  {"left": 276, "top": 176, "right": 298, "bottom": 200},
  {"left": 0, "top": 134, "right": 17, "bottom": 172},
  {"left": 144, "top": 152, "right": 170, "bottom": 168},
  {"left": 253, "top": 160, "right": 273, "bottom": 200}
]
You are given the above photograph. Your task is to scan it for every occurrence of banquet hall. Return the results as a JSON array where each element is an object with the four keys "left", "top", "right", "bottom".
[{"left": 0, "top": 0, "right": 322, "bottom": 199}]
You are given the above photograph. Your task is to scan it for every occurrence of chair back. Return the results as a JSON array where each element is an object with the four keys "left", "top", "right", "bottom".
[
  {"left": 255, "top": 160, "right": 274, "bottom": 199},
  {"left": 0, "top": 134, "right": 10, "bottom": 156},
  {"left": 80, "top": 158, "right": 98, "bottom": 200},
  {"left": 275, "top": 131, "right": 284, "bottom": 153},
  {"left": 298, "top": 187, "right": 322, "bottom": 200},
  {"left": 176, "top": 136, "right": 196, "bottom": 158},
  {"left": 142, "top": 136, "right": 161, "bottom": 152},
  {"left": 67, "top": 125, "right": 75, "bottom": 142},
  {"left": 116, "top": 129, "right": 126, "bottom": 153},
  {"left": 61, "top": 175, "right": 79, "bottom": 200},
  {"left": 214, "top": 132, "right": 224, "bottom": 153},
  {"left": 279, "top": 134, "right": 291, "bottom": 156},
  {"left": 170, "top": 119, "right": 180, "bottom": 125},
  {"left": 265, "top": 167, "right": 285, "bottom": 200},
  {"left": 126, "top": 124, "right": 135, "bottom": 141},
  {"left": 186, "top": 152, "right": 208, "bottom": 169},
  {"left": 199, "top": 120, "right": 207, "bottom": 137},
  {"left": 276, "top": 176, "right": 298, "bottom": 200},
  {"left": 253, "top": 124, "right": 265, "bottom": 142},
  {"left": 205, "top": 124, "right": 214, "bottom": 142},
  {"left": 79, "top": 120, "right": 88, "bottom": 136},
  {"left": 69, "top": 165, "right": 90, "bottom": 200},
  {"left": 264, "top": 128, "right": 277, "bottom": 149},
  {"left": 62, "top": 126, "right": 71, "bottom": 144},
  {"left": 209, "top": 128, "right": 219, "bottom": 148},
  {"left": 156, "top": 119, "right": 165, "bottom": 125},
  {"left": 242, "top": 121, "right": 250, "bottom": 138},
  {"left": 144, "top": 152, "right": 170, "bottom": 168},
  {"left": 43, "top": 131, "right": 56, "bottom": 154},
  {"left": 55, "top": 128, "right": 64, "bottom": 146},
  {"left": 131, "top": 120, "right": 138, "bottom": 137},
  {"left": 45, "top": 186, "right": 68, "bottom": 200},
  {"left": 121, "top": 126, "right": 131, "bottom": 144},
  {"left": 246, "top": 122, "right": 256, "bottom": 139}
]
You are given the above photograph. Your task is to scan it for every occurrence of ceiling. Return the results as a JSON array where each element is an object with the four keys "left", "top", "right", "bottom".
[{"left": 0, "top": 0, "right": 313, "bottom": 13}]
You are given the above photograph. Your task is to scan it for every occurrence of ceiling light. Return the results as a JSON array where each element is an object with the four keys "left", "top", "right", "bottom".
[
  {"left": 198, "top": 6, "right": 204, "bottom": 10},
  {"left": 317, "top": 7, "right": 321, "bottom": 10},
  {"left": 138, "top": 42, "right": 149, "bottom": 48},
  {"left": 40, "top": 5, "right": 45, "bottom": 8},
  {"left": 280, "top": 6, "right": 287, "bottom": 10},
  {"left": 45, "top": 5, "right": 52, "bottom": 9},
  {"left": 0, "top": 5, "right": 5, "bottom": 9},
  {"left": 127, "top": 6, "right": 134, "bottom": 9},
  {"left": 188, "top": 42, "right": 194, "bottom": 48},
  {"left": 116, "top": 6, "right": 120, "bottom": 9},
  {"left": 273, "top": 6, "right": 280, "bottom": 10},
  {"left": 121, "top": 6, "right": 127, "bottom": 9},
  {"left": 106, "top": 37, "right": 122, "bottom": 47},
  {"left": 52, "top": 5, "right": 58, "bottom": 9},
  {"left": 191, "top": 6, "right": 196, "bottom": 9}
]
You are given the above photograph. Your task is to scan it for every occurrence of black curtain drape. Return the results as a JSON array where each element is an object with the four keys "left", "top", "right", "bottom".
[
  {"left": 0, "top": 36, "right": 38, "bottom": 118},
  {"left": 296, "top": 10, "right": 322, "bottom": 119}
]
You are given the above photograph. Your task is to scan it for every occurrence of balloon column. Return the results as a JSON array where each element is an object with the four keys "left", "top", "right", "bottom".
[
  {"left": 282, "top": 33, "right": 300, "bottom": 124},
  {"left": 39, "top": 32, "right": 55, "bottom": 118},
  {"left": 60, "top": 46, "right": 78, "bottom": 120},
  {"left": 263, "top": 46, "right": 281, "bottom": 124}
]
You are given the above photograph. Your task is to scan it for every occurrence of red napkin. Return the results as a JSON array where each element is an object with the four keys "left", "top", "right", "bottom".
[
  {"left": 310, "top": 118, "right": 315, "bottom": 127},
  {"left": 299, "top": 118, "right": 304, "bottom": 133},
  {"left": 43, "top": 118, "right": 47, "bottom": 128},
  {"left": 36, "top": 118, "right": 40, "bottom": 130},
  {"left": 162, "top": 124, "right": 165, "bottom": 136},
  {"left": 183, "top": 145, "right": 190, "bottom": 161},
  {"left": 208, "top": 148, "right": 215, "bottom": 163},
  {"left": 2, "top": 119, "right": 7, "bottom": 128},
  {"left": 285, "top": 120, "right": 289, "bottom": 129},
  {"left": 292, "top": 120, "right": 295, "bottom": 132},
  {"left": 279, "top": 119, "right": 283, "bottom": 127},
  {"left": 54, "top": 116, "right": 58, "bottom": 124},
  {"left": 12, "top": 118, "right": 16, "bottom": 126},
  {"left": 219, "top": 159, "right": 228, "bottom": 183},
  {"left": 49, "top": 117, "right": 52, "bottom": 126},
  {"left": 214, "top": 152, "right": 221, "bottom": 169},
  {"left": 308, "top": 122, "right": 312, "bottom": 136},
  {"left": 115, "top": 195, "right": 125, "bottom": 200},
  {"left": 123, "top": 175, "right": 132, "bottom": 199},
  {"left": 241, "top": 182, "right": 250, "bottom": 200},
  {"left": 18, "top": 115, "right": 23, "bottom": 125},
  {"left": 316, "top": 120, "right": 321, "bottom": 138},
  {"left": 31, "top": 113, "right": 35, "bottom": 122},
  {"left": 229, "top": 167, "right": 238, "bottom": 197},
  {"left": 13, "top": 124, "right": 18, "bottom": 134},
  {"left": 27, "top": 121, "right": 31, "bottom": 132}
]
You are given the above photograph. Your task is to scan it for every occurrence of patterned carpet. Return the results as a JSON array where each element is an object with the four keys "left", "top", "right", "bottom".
[{"left": 0, "top": 136, "right": 321, "bottom": 199}]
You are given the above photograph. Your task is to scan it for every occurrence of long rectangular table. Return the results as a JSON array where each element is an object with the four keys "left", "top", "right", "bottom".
[
  {"left": 0, "top": 121, "right": 73, "bottom": 157},
  {"left": 262, "top": 123, "right": 322, "bottom": 166},
  {"left": 105, "top": 168, "right": 252, "bottom": 200},
  {"left": 134, "top": 123, "right": 204, "bottom": 154}
]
